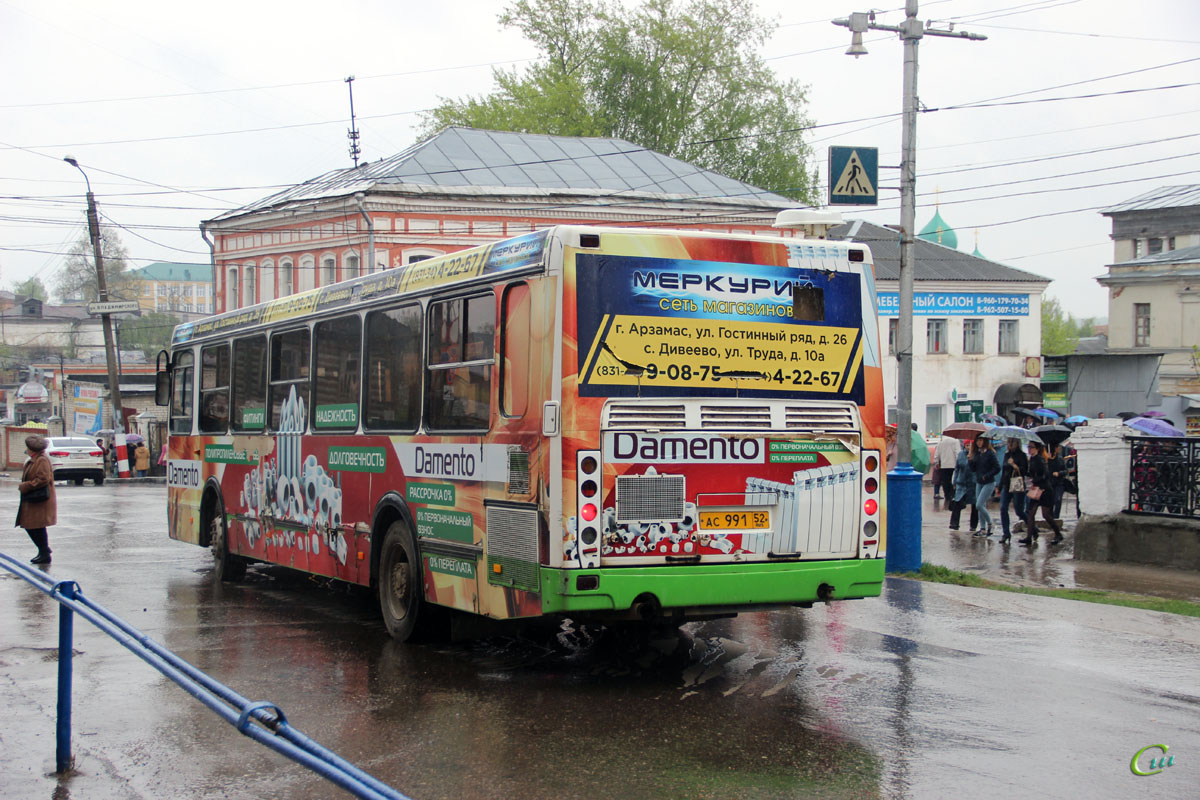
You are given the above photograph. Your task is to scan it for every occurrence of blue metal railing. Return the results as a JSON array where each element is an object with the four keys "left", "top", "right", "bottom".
[{"left": 0, "top": 551, "right": 411, "bottom": 800}]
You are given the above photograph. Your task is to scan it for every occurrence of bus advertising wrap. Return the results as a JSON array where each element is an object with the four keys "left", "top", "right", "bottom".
[{"left": 575, "top": 253, "right": 865, "bottom": 402}]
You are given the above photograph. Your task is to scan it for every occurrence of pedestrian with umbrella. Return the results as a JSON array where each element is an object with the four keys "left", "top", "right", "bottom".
[
  {"left": 1036, "top": 425, "right": 1075, "bottom": 521},
  {"left": 997, "top": 436, "right": 1028, "bottom": 545},
  {"left": 949, "top": 439, "right": 979, "bottom": 532},
  {"left": 1019, "top": 442, "right": 1063, "bottom": 546},
  {"left": 970, "top": 435, "right": 1001, "bottom": 537}
]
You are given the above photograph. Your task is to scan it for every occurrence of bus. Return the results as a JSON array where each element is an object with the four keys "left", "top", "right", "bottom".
[{"left": 159, "top": 225, "right": 887, "bottom": 640}]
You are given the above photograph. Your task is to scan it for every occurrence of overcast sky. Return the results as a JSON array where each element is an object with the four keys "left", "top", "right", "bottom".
[{"left": 3, "top": 0, "right": 1198, "bottom": 321}]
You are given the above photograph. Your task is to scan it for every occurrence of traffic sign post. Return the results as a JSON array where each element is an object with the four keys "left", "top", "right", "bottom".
[{"left": 828, "top": 146, "right": 878, "bottom": 206}]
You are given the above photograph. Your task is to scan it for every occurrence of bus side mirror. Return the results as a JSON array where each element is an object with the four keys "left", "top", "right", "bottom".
[{"left": 155, "top": 372, "right": 171, "bottom": 406}]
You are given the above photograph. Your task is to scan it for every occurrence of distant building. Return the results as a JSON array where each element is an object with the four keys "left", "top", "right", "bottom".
[
  {"left": 202, "top": 127, "right": 803, "bottom": 314},
  {"left": 1098, "top": 185, "right": 1200, "bottom": 430},
  {"left": 128, "top": 262, "right": 214, "bottom": 314},
  {"left": 830, "top": 219, "right": 1051, "bottom": 433}
]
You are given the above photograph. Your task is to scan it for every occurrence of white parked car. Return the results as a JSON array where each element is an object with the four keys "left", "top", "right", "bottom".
[{"left": 44, "top": 436, "right": 106, "bottom": 485}]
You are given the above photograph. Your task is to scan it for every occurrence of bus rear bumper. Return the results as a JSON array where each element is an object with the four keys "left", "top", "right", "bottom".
[{"left": 540, "top": 558, "right": 885, "bottom": 615}]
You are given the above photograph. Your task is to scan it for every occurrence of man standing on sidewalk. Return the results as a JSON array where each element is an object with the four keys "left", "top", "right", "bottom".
[{"left": 934, "top": 434, "right": 960, "bottom": 503}]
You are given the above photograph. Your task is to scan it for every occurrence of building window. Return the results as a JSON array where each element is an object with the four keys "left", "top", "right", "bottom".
[
  {"left": 345, "top": 254, "right": 360, "bottom": 280},
  {"left": 927, "top": 319, "right": 947, "bottom": 354},
  {"left": 1168, "top": 236, "right": 1176, "bottom": 251},
  {"left": 1134, "top": 303, "right": 1151, "bottom": 347},
  {"left": 322, "top": 256, "right": 336, "bottom": 285},
  {"left": 280, "top": 259, "right": 294, "bottom": 296},
  {"left": 1132, "top": 239, "right": 1141, "bottom": 258},
  {"left": 1148, "top": 238, "right": 1163, "bottom": 255},
  {"left": 963, "top": 318, "right": 984, "bottom": 354},
  {"left": 999, "top": 319, "right": 1019, "bottom": 354},
  {"left": 243, "top": 264, "right": 256, "bottom": 307},
  {"left": 158, "top": 284, "right": 167, "bottom": 296},
  {"left": 925, "top": 405, "right": 943, "bottom": 436},
  {"left": 226, "top": 267, "right": 239, "bottom": 310},
  {"left": 888, "top": 318, "right": 898, "bottom": 355},
  {"left": 405, "top": 249, "right": 443, "bottom": 264}
]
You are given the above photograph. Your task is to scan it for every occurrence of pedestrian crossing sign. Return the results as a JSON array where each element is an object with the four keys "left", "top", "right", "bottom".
[{"left": 828, "top": 146, "right": 878, "bottom": 206}]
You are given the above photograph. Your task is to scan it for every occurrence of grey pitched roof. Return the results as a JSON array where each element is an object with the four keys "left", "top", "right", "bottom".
[
  {"left": 1100, "top": 185, "right": 1200, "bottom": 215},
  {"left": 829, "top": 220, "right": 1049, "bottom": 283},
  {"left": 212, "top": 127, "right": 794, "bottom": 221}
]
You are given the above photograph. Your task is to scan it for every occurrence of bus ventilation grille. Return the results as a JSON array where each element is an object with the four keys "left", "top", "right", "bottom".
[
  {"left": 605, "top": 403, "right": 687, "bottom": 429},
  {"left": 616, "top": 474, "right": 686, "bottom": 523},
  {"left": 486, "top": 505, "right": 540, "bottom": 592},
  {"left": 507, "top": 447, "right": 530, "bottom": 495},
  {"left": 700, "top": 405, "right": 772, "bottom": 429},
  {"left": 784, "top": 405, "right": 857, "bottom": 432}
]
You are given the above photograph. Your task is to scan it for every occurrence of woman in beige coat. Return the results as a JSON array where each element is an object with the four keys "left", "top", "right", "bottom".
[{"left": 16, "top": 434, "right": 57, "bottom": 564}]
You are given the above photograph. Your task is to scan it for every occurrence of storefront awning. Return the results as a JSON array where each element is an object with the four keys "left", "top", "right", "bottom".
[
  {"left": 1182, "top": 394, "right": 1200, "bottom": 412},
  {"left": 993, "top": 382, "right": 1043, "bottom": 406}
]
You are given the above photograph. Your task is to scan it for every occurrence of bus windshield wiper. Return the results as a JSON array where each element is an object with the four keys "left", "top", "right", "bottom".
[
  {"left": 714, "top": 369, "right": 766, "bottom": 379},
  {"left": 601, "top": 341, "right": 647, "bottom": 376}
]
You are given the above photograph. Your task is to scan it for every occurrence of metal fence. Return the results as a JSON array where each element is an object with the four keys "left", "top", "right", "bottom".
[
  {"left": 1127, "top": 437, "right": 1200, "bottom": 519},
  {"left": 0, "top": 551, "right": 411, "bottom": 800}
]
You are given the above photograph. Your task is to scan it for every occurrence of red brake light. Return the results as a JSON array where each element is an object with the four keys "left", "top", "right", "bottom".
[
  {"left": 580, "top": 503, "right": 598, "bottom": 522},
  {"left": 864, "top": 499, "right": 878, "bottom": 516},
  {"left": 48, "top": 451, "right": 69, "bottom": 457},
  {"left": 88, "top": 450, "right": 103, "bottom": 457}
]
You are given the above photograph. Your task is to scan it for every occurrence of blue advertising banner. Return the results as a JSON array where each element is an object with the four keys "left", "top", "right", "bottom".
[{"left": 877, "top": 292, "right": 1030, "bottom": 317}]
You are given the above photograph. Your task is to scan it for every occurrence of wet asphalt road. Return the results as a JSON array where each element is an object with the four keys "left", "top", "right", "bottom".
[{"left": 2, "top": 483, "right": 1198, "bottom": 800}]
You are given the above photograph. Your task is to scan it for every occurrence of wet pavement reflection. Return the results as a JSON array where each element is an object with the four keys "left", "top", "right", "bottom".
[{"left": 3, "top": 484, "right": 1199, "bottom": 799}]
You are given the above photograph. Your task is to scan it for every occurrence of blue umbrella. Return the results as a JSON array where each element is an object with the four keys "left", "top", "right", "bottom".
[
  {"left": 981, "top": 425, "right": 1045, "bottom": 446},
  {"left": 1064, "top": 415, "right": 1089, "bottom": 424},
  {"left": 1033, "top": 407, "right": 1061, "bottom": 419},
  {"left": 980, "top": 413, "right": 1007, "bottom": 426},
  {"left": 1124, "top": 416, "right": 1184, "bottom": 437}
]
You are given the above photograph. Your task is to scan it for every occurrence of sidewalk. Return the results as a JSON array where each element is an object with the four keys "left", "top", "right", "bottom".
[{"left": 915, "top": 484, "right": 1200, "bottom": 603}]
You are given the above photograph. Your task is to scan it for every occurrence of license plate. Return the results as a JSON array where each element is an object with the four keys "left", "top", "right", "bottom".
[{"left": 699, "top": 510, "right": 770, "bottom": 530}]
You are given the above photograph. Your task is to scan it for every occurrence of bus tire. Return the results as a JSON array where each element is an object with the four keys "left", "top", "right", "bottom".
[
  {"left": 210, "top": 498, "right": 246, "bottom": 582},
  {"left": 378, "top": 521, "right": 440, "bottom": 641}
]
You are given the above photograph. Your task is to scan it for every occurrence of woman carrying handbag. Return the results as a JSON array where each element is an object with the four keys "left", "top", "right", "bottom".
[
  {"left": 998, "top": 438, "right": 1028, "bottom": 545},
  {"left": 15, "top": 434, "right": 57, "bottom": 564},
  {"left": 1019, "top": 442, "right": 1062, "bottom": 546}
]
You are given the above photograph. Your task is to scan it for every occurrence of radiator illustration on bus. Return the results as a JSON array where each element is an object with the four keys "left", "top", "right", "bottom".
[{"left": 160, "top": 225, "right": 887, "bottom": 640}]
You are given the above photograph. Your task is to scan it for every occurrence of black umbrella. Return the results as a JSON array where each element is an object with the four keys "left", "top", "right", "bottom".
[
  {"left": 1117, "top": 411, "right": 1140, "bottom": 420},
  {"left": 1034, "top": 424, "right": 1072, "bottom": 449},
  {"left": 1011, "top": 407, "right": 1039, "bottom": 420}
]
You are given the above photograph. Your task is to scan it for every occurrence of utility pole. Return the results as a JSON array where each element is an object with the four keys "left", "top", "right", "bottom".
[
  {"left": 346, "top": 76, "right": 361, "bottom": 168},
  {"left": 64, "top": 156, "right": 130, "bottom": 478},
  {"left": 834, "top": 2, "right": 985, "bottom": 570}
]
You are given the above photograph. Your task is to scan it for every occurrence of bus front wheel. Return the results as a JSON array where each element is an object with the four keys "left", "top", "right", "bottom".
[
  {"left": 378, "top": 521, "right": 440, "bottom": 641},
  {"left": 210, "top": 500, "right": 246, "bottom": 582}
]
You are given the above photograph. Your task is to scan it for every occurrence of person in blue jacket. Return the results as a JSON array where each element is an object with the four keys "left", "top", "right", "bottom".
[
  {"left": 970, "top": 436, "right": 1001, "bottom": 537},
  {"left": 949, "top": 440, "right": 978, "bottom": 532}
]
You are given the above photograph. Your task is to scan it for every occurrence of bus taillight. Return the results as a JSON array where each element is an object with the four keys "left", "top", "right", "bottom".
[
  {"left": 864, "top": 498, "right": 878, "bottom": 516},
  {"left": 576, "top": 450, "right": 602, "bottom": 568}
]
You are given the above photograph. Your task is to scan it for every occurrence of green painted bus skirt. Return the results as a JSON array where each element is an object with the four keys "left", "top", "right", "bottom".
[{"left": 540, "top": 558, "right": 885, "bottom": 614}]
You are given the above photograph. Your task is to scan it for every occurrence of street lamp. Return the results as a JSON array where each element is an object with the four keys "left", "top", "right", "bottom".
[
  {"left": 64, "top": 156, "right": 130, "bottom": 477},
  {"left": 833, "top": 1, "right": 985, "bottom": 571}
]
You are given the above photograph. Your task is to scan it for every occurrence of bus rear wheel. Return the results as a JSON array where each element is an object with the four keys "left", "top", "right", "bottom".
[
  {"left": 210, "top": 500, "right": 246, "bottom": 582},
  {"left": 378, "top": 521, "right": 442, "bottom": 641}
]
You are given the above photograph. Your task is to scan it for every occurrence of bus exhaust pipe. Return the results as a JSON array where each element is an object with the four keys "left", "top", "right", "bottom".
[{"left": 633, "top": 595, "right": 661, "bottom": 621}]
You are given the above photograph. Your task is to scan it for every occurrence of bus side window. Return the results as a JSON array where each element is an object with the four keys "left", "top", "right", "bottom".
[
  {"left": 501, "top": 282, "right": 530, "bottom": 418},
  {"left": 427, "top": 293, "right": 494, "bottom": 431},
  {"left": 231, "top": 336, "right": 267, "bottom": 432},
  {"left": 269, "top": 328, "right": 310, "bottom": 432},
  {"left": 312, "top": 315, "right": 362, "bottom": 432},
  {"left": 364, "top": 304, "right": 421, "bottom": 431},
  {"left": 199, "top": 343, "right": 230, "bottom": 433},
  {"left": 170, "top": 350, "right": 194, "bottom": 435}
]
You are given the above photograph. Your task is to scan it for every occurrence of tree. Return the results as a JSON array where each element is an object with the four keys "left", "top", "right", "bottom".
[
  {"left": 13, "top": 276, "right": 48, "bottom": 301},
  {"left": 421, "top": 0, "right": 815, "bottom": 201},
  {"left": 118, "top": 312, "right": 181, "bottom": 361},
  {"left": 54, "top": 227, "right": 142, "bottom": 304},
  {"left": 1041, "top": 296, "right": 1080, "bottom": 356}
]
